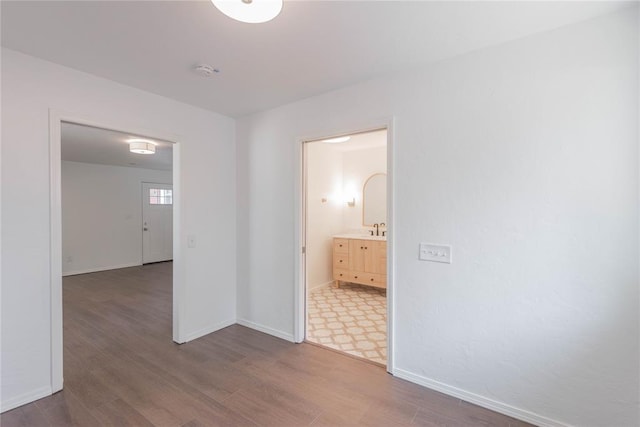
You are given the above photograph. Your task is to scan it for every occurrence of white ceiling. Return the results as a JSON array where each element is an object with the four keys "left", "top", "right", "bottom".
[
  {"left": 1, "top": 1, "right": 634, "bottom": 118},
  {"left": 62, "top": 122, "right": 173, "bottom": 171}
]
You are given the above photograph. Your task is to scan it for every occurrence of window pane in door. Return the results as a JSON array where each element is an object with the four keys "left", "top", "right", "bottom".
[{"left": 149, "top": 188, "right": 172, "bottom": 205}]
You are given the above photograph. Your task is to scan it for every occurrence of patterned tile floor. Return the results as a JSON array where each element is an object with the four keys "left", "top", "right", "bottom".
[{"left": 307, "top": 283, "right": 387, "bottom": 365}]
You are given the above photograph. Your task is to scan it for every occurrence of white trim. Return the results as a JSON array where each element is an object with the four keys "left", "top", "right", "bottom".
[
  {"left": 385, "top": 118, "right": 396, "bottom": 374},
  {"left": 308, "top": 280, "right": 334, "bottom": 291},
  {"left": 237, "top": 319, "right": 296, "bottom": 342},
  {"left": 393, "top": 369, "right": 569, "bottom": 427},
  {"left": 294, "top": 117, "right": 396, "bottom": 372},
  {"left": 49, "top": 112, "right": 64, "bottom": 394},
  {"left": 49, "top": 109, "right": 186, "bottom": 396},
  {"left": 292, "top": 135, "right": 306, "bottom": 343},
  {"left": 183, "top": 319, "right": 236, "bottom": 342},
  {"left": 1, "top": 386, "right": 52, "bottom": 413},
  {"left": 62, "top": 262, "right": 142, "bottom": 277},
  {"left": 171, "top": 142, "right": 185, "bottom": 343}
]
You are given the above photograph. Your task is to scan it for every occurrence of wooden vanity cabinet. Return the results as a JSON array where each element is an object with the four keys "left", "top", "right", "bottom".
[{"left": 333, "top": 237, "right": 386, "bottom": 289}]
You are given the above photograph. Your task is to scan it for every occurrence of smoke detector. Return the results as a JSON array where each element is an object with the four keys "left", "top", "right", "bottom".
[{"left": 193, "top": 64, "right": 220, "bottom": 77}]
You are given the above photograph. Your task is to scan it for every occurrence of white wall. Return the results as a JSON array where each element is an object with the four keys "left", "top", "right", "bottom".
[
  {"left": 306, "top": 143, "right": 343, "bottom": 289},
  {"left": 1, "top": 48, "right": 237, "bottom": 410},
  {"left": 61, "top": 161, "right": 172, "bottom": 275},
  {"left": 236, "top": 9, "right": 639, "bottom": 427}
]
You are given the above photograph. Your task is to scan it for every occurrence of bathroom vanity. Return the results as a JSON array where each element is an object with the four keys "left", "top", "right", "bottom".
[{"left": 333, "top": 234, "right": 386, "bottom": 289}]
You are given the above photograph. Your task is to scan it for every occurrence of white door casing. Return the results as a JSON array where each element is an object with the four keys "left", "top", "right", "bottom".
[
  {"left": 142, "top": 182, "right": 173, "bottom": 264},
  {"left": 50, "top": 110, "right": 185, "bottom": 399},
  {"left": 294, "top": 118, "right": 395, "bottom": 374}
]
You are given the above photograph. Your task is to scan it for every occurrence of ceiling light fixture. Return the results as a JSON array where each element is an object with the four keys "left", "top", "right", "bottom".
[
  {"left": 321, "top": 136, "right": 351, "bottom": 144},
  {"left": 128, "top": 139, "right": 157, "bottom": 155},
  {"left": 211, "top": 0, "right": 283, "bottom": 24}
]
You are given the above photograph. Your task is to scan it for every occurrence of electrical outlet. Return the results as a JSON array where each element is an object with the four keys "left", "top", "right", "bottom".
[{"left": 419, "top": 243, "right": 452, "bottom": 264}]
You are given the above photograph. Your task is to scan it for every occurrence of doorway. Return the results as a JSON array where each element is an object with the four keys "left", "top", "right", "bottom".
[
  {"left": 302, "top": 128, "right": 390, "bottom": 366},
  {"left": 50, "top": 112, "right": 183, "bottom": 393}
]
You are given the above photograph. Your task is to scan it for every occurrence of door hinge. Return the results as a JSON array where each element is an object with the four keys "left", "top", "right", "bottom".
[{"left": 302, "top": 246, "right": 306, "bottom": 254}]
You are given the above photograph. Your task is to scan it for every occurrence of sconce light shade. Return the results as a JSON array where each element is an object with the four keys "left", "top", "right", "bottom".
[
  {"left": 129, "top": 141, "right": 156, "bottom": 155},
  {"left": 211, "top": 0, "right": 283, "bottom": 24}
]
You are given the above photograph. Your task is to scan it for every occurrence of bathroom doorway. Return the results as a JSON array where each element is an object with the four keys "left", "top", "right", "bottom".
[{"left": 302, "top": 128, "right": 389, "bottom": 366}]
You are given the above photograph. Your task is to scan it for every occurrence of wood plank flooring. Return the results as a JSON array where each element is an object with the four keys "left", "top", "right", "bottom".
[{"left": 1, "top": 263, "right": 533, "bottom": 426}]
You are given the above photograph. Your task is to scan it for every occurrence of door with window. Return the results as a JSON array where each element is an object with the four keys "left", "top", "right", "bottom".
[{"left": 142, "top": 182, "right": 173, "bottom": 264}]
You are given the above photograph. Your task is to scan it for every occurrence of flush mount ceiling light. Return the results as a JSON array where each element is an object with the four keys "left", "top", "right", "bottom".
[
  {"left": 128, "top": 138, "right": 157, "bottom": 155},
  {"left": 321, "top": 136, "right": 351, "bottom": 144},
  {"left": 211, "top": 0, "right": 283, "bottom": 24}
]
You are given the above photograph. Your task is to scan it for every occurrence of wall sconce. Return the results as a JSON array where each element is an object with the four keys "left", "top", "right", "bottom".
[{"left": 324, "top": 189, "right": 356, "bottom": 207}]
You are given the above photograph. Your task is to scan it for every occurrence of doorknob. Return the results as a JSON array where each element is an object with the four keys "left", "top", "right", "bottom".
[{"left": 143, "top": 227, "right": 148, "bottom": 231}]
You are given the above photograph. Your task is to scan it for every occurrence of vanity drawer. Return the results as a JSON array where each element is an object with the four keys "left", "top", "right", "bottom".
[
  {"left": 370, "top": 273, "right": 387, "bottom": 289},
  {"left": 333, "top": 253, "right": 349, "bottom": 268},
  {"left": 333, "top": 269, "right": 349, "bottom": 281},
  {"left": 333, "top": 238, "right": 349, "bottom": 254},
  {"left": 349, "top": 272, "right": 386, "bottom": 289}
]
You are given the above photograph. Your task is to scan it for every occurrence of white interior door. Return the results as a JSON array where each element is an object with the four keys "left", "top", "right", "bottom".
[{"left": 142, "top": 182, "right": 173, "bottom": 264}]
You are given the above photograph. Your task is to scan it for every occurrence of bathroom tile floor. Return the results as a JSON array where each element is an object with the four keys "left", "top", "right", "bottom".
[{"left": 307, "top": 282, "right": 387, "bottom": 365}]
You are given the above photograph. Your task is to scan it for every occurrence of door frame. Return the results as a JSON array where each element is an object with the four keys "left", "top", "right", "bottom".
[
  {"left": 293, "top": 117, "right": 396, "bottom": 374},
  {"left": 49, "top": 109, "right": 185, "bottom": 393}
]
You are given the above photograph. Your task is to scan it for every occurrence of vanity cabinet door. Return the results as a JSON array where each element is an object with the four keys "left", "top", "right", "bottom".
[
  {"left": 369, "top": 241, "right": 387, "bottom": 275},
  {"left": 349, "top": 239, "right": 385, "bottom": 274},
  {"left": 348, "top": 239, "right": 366, "bottom": 272}
]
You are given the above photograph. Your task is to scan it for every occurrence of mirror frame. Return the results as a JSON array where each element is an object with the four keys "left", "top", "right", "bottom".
[{"left": 362, "top": 172, "right": 387, "bottom": 226}]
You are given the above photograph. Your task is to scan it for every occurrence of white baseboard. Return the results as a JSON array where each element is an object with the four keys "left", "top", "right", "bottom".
[
  {"left": 309, "top": 280, "right": 334, "bottom": 291},
  {"left": 183, "top": 318, "right": 236, "bottom": 343},
  {"left": 236, "top": 318, "right": 295, "bottom": 343},
  {"left": 62, "top": 262, "right": 141, "bottom": 277},
  {"left": 1, "top": 386, "right": 52, "bottom": 413},
  {"left": 393, "top": 368, "right": 569, "bottom": 427}
]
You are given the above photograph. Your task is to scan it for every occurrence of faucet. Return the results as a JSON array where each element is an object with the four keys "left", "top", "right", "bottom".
[
  {"left": 373, "top": 223, "right": 380, "bottom": 236},
  {"left": 380, "top": 223, "right": 386, "bottom": 237}
]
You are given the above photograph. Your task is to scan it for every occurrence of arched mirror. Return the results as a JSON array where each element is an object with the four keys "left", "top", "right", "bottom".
[{"left": 362, "top": 173, "right": 386, "bottom": 226}]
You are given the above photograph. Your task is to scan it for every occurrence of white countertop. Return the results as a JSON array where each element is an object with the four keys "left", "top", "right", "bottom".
[{"left": 333, "top": 233, "right": 386, "bottom": 241}]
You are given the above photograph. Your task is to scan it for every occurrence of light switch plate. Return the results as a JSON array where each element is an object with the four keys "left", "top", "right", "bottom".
[{"left": 419, "top": 243, "right": 452, "bottom": 263}]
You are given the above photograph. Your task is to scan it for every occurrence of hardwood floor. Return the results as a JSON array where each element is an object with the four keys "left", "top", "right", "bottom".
[{"left": 1, "top": 263, "right": 533, "bottom": 426}]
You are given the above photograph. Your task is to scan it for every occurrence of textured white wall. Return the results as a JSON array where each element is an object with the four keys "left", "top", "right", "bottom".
[
  {"left": 1, "top": 49, "right": 237, "bottom": 410},
  {"left": 61, "top": 161, "right": 172, "bottom": 275},
  {"left": 236, "top": 9, "right": 639, "bottom": 426}
]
